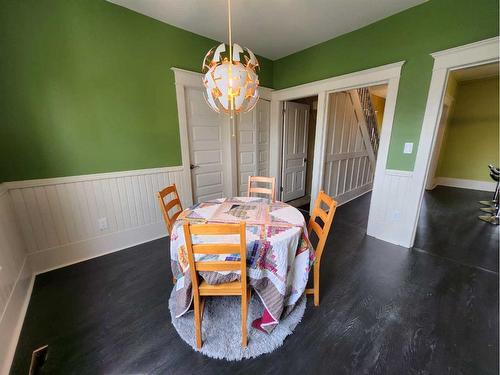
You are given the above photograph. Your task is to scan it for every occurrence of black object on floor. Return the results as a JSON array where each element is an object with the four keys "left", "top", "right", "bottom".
[{"left": 10, "top": 188, "right": 499, "bottom": 374}]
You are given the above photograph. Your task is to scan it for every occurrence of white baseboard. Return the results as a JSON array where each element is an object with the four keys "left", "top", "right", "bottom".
[
  {"left": 29, "top": 222, "right": 167, "bottom": 275},
  {"left": 425, "top": 181, "right": 438, "bottom": 190},
  {"left": 434, "top": 177, "right": 496, "bottom": 192},
  {"left": 0, "top": 258, "right": 34, "bottom": 375}
]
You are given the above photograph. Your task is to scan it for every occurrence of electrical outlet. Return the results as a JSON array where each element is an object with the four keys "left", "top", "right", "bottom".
[
  {"left": 98, "top": 217, "right": 108, "bottom": 231},
  {"left": 391, "top": 211, "right": 401, "bottom": 221}
]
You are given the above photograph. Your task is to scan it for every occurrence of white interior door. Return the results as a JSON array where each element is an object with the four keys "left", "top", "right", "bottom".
[
  {"left": 282, "top": 101, "right": 310, "bottom": 202},
  {"left": 185, "top": 87, "right": 228, "bottom": 203},
  {"left": 237, "top": 99, "right": 271, "bottom": 195},
  {"left": 257, "top": 100, "right": 271, "bottom": 177}
]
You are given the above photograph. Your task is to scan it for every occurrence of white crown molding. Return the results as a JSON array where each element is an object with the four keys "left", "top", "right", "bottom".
[
  {"left": 3, "top": 165, "right": 184, "bottom": 190},
  {"left": 430, "top": 36, "right": 500, "bottom": 71},
  {"left": 431, "top": 36, "right": 499, "bottom": 58},
  {"left": 271, "top": 61, "right": 405, "bottom": 101}
]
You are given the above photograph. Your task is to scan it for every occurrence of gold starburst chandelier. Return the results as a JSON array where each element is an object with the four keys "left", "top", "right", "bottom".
[{"left": 202, "top": 0, "right": 260, "bottom": 126}]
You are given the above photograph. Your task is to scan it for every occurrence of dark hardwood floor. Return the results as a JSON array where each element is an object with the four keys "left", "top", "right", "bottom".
[
  {"left": 414, "top": 186, "right": 499, "bottom": 273},
  {"left": 11, "top": 188, "right": 499, "bottom": 374}
]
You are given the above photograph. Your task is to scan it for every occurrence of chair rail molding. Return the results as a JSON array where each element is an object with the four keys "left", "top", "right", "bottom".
[
  {"left": 269, "top": 61, "right": 407, "bottom": 246},
  {"left": 408, "top": 36, "right": 500, "bottom": 246}
]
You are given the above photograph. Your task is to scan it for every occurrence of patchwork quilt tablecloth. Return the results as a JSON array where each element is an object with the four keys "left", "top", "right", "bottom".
[{"left": 170, "top": 197, "right": 314, "bottom": 332}]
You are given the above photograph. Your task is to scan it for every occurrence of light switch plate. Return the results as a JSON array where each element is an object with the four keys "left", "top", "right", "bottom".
[{"left": 403, "top": 142, "right": 413, "bottom": 154}]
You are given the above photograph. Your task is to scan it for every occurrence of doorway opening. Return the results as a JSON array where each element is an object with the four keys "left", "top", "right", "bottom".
[
  {"left": 280, "top": 95, "right": 318, "bottom": 207},
  {"left": 416, "top": 61, "right": 499, "bottom": 272},
  {"left": 317, "top": 84, "right": 387, "bottom": 230},
  {"left": 279, "top": 83, "right": 390, "bottom": 236}
]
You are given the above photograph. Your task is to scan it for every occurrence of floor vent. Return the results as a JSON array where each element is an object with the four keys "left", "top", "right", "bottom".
[{"left": 29, "top": 345, "right": 48, "bottom": 375}]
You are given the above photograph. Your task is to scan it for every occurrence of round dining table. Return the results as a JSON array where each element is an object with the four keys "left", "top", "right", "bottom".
[{"left": 169, "top": 196, "right": 314, "bottom": 332}]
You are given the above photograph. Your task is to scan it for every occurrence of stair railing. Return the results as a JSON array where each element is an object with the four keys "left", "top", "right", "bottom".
[{"left": 357, "top": 87, "right": 380, "bottom": 156}]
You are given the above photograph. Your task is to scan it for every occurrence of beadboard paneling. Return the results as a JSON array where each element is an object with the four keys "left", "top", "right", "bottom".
[
  {"left": 0, "top": 187, "right": 26, "bottom": 318},
  {"left": 0, "top": 185, "right": 32, "bottom": 375},
  {"left": 367, "top": 169, "right": 414, "bottom": 247},
  {"left": 5, "top": 166, "right": 189, "bottom": 272}
]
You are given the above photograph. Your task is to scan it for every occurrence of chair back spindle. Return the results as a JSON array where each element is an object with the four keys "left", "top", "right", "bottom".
[
  {"left": 247, "top": 176, "right": 276, "bottom": 202},
  {"left": 308, "top": 190, "right": 337, "bottom": 263},
  {"left": 306, "top": 190, "right": 337, "bottom": 306},
  {"left": 157, "top": 183, "right": 183, "bottom": 236}
]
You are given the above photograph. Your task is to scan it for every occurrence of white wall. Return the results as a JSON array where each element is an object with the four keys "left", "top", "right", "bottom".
[{"left": 0, "top": 184, "right": 32, "bottom": 375}]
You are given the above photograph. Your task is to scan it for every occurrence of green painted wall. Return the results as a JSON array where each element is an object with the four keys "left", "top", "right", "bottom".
[
  {"left": 0, "top": 0, "right": 273, "bottom": 182},
  {"left": 273, "top": 0, "right": 499, "bottom": 171},
  {"left": 436, "top": 77, "right": 499, "bottom": 181}
]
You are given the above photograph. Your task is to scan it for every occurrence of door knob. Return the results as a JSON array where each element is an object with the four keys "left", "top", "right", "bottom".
[{"left": 190, "top": 164, "right": 199, "bottom": 170}]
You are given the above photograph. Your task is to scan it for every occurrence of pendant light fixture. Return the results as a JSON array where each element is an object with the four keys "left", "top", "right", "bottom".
[{"left": 202, "top": 0, "right": 260, "bottom": 134}]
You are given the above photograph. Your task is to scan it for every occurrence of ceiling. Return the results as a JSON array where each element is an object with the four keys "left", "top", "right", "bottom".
[
  {"left": 451, "top": 62, "right": 499, "bottom": 82},
  {"left": 108, "top": 0, "right": 426, "bottom": 60}
]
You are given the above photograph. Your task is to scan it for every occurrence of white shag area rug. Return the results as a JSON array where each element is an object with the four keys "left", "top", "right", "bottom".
[{"left": 168, "top": 289, "right": 306, "bottom": 360}]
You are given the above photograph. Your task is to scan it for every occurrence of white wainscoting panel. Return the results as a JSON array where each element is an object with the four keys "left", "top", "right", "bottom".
[
  {"left": 0, "top": 185, "right": 32, "bottom": 375},
  {"left": 5, "top": 166, "right": 189, "bottom": 274},
  {"left": 257, "top": 100, "right": 271, "bottom": 177},
  {"left": 367, "top": 169, "right": 414, "bottom": 247}
]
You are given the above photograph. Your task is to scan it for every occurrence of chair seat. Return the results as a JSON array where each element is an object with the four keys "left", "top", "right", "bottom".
[{"left": 199, "top": 280, "right": 242, "bottom": 296}]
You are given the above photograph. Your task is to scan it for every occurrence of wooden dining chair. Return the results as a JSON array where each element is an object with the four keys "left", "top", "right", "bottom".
[
  {"left": 183, "top": 222, "right": 250, "bottom": 349},
  {"left": 157, "top": 183, "right": 183, "bottom": 236},
  {"left": 157, "top": 184, "right": 183, "bottom": 284},
  {"left": 247, "top": 176, "right": 276, "bottom": 202},
  {"left": 305, "top": 191, "right": 337, "bottom": 307}
]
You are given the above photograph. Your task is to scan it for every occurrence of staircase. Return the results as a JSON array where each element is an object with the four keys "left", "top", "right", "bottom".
[{"left": 357, "top": 87, "right": 380, "bottom": 157}]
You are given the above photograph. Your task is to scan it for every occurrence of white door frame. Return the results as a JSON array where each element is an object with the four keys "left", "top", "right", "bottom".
[
  {"left": 424, "top": 93, "right": 454, "bottom": 190},
  {"left": 269, "top": 62, "right": 404, "bottom": 223},
  {"left": 408, "top": 36, "right": 500, "bottom": 246},
  {"left": 172, "top": 68, "right": 273, "bottom": 205}
]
